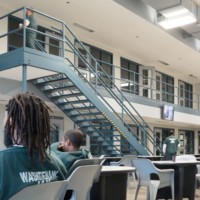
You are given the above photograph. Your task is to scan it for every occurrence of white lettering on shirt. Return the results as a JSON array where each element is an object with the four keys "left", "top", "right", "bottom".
[
  {"left": 19, "top": 170, "right": 58, "bottom": 184},
  {"left": 169, "top": 138, "right": 176, "bottom": 143}
]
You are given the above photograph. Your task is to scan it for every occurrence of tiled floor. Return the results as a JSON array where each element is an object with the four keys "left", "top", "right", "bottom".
[{"left": 127, "top": 178, "right": 200, "bottom": 200}]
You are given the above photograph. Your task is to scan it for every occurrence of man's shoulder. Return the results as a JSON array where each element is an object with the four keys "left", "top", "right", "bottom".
[
  {"left": 0, "top": 146, "right": 26, "bottom": 153},
  {"left": 50, "top": 142, "right": 60, "bottom": 151},
  {"left": 80, "top": 148, "right": 93, "bottom": 158}
]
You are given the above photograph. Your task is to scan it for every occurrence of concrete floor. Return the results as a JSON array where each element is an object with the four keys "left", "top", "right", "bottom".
[{"left": 126, "top": 178, "right": 200, "bottom": 200}]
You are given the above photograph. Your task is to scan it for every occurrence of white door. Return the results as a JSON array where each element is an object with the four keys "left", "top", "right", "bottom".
[
  {"left": 155, "top": 72, "right": 162, "bottom": 101},
  {"left": 179, "top": 81, "right": 185, "bottom": 106},
  {"left": 45, "top": 31, "right": 61, "bottom": 56},
  {"left": 179, "top": 130, "right": 186, "bottom": 154},
  {"left": 139, "top": 66, "right": 155, "bottom": 98}
]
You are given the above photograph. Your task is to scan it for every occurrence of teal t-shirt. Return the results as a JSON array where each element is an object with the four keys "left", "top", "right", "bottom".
[
  {"left": 163, "top": 135, "right": 179, "bottom": 154},
  {"left": 51, "top": 142, "right": 92, "bottom": 171},
  {"left": 0, "top": 146, "right": 67, "bottom": 200}
]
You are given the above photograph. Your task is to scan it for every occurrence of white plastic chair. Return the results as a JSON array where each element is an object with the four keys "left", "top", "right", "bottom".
[
  {"left": 66, "top": 158, "right": 103, "bottom": 179},
  {"left": 10, "top": 165, "right": 102, "bottom": 200},
  {"left": 196, "top": 165, "right": 200, "bottom": 187},
  {"left": 132, "top": 159, "right": 175, "bottom": 200},
  {"left": 66, "top": 165, "right": 102, "bottom": 200},
  {"left": 110, "top": 155, "right": 137, "bottom": 167},
  {"left": 110, "top": 155, "right": 137, "bottom": 188},
  {"left": 9, "top": 180, "right": 68, "bottom": 200}
]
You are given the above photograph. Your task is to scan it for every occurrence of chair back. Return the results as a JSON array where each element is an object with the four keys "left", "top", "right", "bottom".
[
  {"left": 119, "top": 155, "right": 137, "bottom": 166},
  {"left": 9, "top": 180, "right": 68, "bottom": 200},
  {"left": 132, "top": 159, "right": 157, "bottom": 183},
  {"left": 67, "top": 158, "right": 102, "bottom": 181},
  {"left": 175, "top": 154, "right": 196, "bottom": 162},
  {"left": 66, "top": 165, "right": 102, "bottom": 200},
  {"left": 110, "top": 155, "right": 137, "bottom": 166}
]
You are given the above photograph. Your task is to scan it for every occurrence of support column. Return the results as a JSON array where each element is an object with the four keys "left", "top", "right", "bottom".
[{"left": 22, "top": 64, "right": 27, "bottom": 93}]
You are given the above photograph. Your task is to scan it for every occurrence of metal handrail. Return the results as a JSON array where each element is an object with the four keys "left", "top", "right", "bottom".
[{"left": 61, "top": 24, "right": 161, "bottom": 154}]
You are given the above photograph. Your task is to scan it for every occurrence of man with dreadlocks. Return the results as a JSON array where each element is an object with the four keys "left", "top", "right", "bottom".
[{"left": 0, "top": 92, "right": 67, "bottom": 200}]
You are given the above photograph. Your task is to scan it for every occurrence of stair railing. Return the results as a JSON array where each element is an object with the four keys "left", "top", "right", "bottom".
[{"left": 55, "top": 24, "right": 162, "bottom": 155}]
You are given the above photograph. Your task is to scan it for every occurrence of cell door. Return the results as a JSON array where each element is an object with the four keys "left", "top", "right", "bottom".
[
  {"left": 179, "top": 130, "right": 186, "bottom": 154},
  {"left": 139, "top": 66, "right": 154, "bottom": 99},
  {"left": 45, "top": 31, "right": 62, "bottom": 56},
  {"left": 178, "top": 81, "right": 185, "bottom": 106},
  {"left": 155, "top": 72, "right": 162, "bottom": 101},
  {"left": 155, "top": 128, "right": 162, "bottom": 155}
]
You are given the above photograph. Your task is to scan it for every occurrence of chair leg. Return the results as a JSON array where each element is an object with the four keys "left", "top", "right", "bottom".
[
  {"left": 134, "top": 184, "right": 140, "bottom": 200},
  {"left": 69, "top": 191, "right": 75, "bottom": 200},
  {"left": 132, "top": 172, "right": 137, "bottom": 189},
  {"left": 171, "top": 174, "right": 175, "bottom": 200},
  {"left": 147, "top": 187, "right": 150, "bottom": 200},
  {"left": 149, "top": 184, "right": 158, "bottom": 200}
]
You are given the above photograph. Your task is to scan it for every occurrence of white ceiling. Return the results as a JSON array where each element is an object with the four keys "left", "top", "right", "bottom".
[{"left": 1, "top": 0, "right": 200, "bottom": 84}]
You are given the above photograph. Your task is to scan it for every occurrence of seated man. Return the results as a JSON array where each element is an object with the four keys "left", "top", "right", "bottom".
[
  {"left": 51, "top": 129, "right": 92, "bottom": 171},
  {"left": 0, "top": 92, "right": 67, "bottom": 200}
]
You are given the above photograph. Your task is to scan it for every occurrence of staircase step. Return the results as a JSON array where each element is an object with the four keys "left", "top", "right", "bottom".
[
  {"left": 35, "top": 77, "right": 69, "bottom": 86},
  {"left": 43, "top": 85, "right": 77, "bottom": 93},
  {"left": 74, "top": 117, "right": 107, "bottom": 123},
  {"left": 57, "top": 99, "right": 89, "bottom": 106},
  {"left": 50, "top": 92, "right": 83, "bottom": 100},
  {"left": 68, "top": 111, "right": 102, "bottom": 118},
  {"left": 62, "top": 105, "right": 96, "bottom": 112}
]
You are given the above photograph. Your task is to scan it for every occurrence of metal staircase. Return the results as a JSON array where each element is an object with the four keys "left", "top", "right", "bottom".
[
  {"left": 31, "top": 22, "right": 163, "bottom": 156},
  {"left": 1, "top": 7, "right": 162, "bottom": 156},
  {"left": 32, "top": 73, "right": 131, "bottom": 156}
]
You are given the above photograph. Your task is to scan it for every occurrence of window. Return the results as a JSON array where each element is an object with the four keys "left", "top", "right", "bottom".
[
  {"left": 120, "top": 58, "right": 139, "bottom": 94},
  {"left": 75, "top": 41, "right": 113, "bottom": 87}
]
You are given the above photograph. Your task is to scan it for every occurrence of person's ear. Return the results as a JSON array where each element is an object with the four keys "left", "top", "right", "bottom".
[{"left": 66, "top": 139, "right": 71, "bottom": 146}]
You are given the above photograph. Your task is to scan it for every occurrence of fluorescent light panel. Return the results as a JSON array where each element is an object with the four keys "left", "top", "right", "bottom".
[
  {"left": 159, "top": 5, "right": 190, "bottom": 18},
  {"left": 159, "top": 12, "right": 196, "bottom": 29}
]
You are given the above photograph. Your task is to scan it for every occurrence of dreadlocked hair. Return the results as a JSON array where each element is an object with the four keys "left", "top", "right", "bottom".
[{"left": 4, "top": 92, "right": 52, "bottom": 161}]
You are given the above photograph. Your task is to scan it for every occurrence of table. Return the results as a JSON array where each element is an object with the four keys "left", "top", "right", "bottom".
[
  {"left": 91, "top": 166, "right": 135, "bottom": 200},
  {"left": 101, "top": 157, "right": 122, "bottom": 165},
  {"left": 137, "top": 155, "right": 164, "bottom": 161},
  {"left": 153, "top": 160, "right": 200, "bottom": 200},
  {"left": 194, "top": 154, "right": 200, "bottom": 161}
]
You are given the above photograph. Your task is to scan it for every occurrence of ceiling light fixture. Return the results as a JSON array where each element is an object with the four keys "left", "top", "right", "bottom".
[
  {"left": 158, "top": 13, "right": 196, "bottom": 29},
  {"left": 158, "top": 5, "right": 197, "bottom": 30},
  {"left": 159, "top": 5, "right": 189, "bottom": 18}
]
